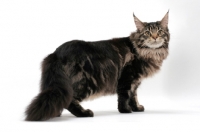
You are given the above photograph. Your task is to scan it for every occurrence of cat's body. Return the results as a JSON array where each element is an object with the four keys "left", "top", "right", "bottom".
[{"left": 25, "top": 12, "right": 170, "bottom": 121}]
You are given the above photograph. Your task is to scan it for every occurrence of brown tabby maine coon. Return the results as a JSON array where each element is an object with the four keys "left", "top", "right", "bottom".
[{"left": 25, "top": 12, "right": 170, "bottom": 121}]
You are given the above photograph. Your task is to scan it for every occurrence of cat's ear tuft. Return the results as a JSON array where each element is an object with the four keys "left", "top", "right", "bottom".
[
  {"left": 133, "top": 13, "right": 144, "bottom": 31},
  {"left": 160, "top": 11, "right": 169, "bottom": 29}
]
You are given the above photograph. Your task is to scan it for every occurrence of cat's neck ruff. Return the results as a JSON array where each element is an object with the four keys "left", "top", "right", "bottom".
[{"left": 135, "top": 47, "right": 168, "bottom": 62}]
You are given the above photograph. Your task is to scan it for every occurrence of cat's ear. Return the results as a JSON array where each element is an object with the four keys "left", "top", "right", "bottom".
[
  {"left": 160, "top": 11, "right": 169, "bottom": 29},
  {"left": 133, "top": 13, "right": 144, "bottom": 31}
]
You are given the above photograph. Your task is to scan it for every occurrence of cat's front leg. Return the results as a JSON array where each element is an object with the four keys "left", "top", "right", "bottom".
[
  {"left": 117, "top": 86, "right": 132, "bottom": 113},
  {"left": 129, "top": 86, "right": 144, "bottom": 112}
]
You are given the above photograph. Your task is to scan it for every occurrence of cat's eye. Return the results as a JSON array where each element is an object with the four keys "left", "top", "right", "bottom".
[
  {"left": 145, "top": 31, "right": 151, "bottom": 36},
  {"left": 157, "top": 30, "right": 163, "bottom": 36}
]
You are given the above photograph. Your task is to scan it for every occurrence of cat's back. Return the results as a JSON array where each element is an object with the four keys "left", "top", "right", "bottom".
[
  {"left": 54, "top": 39, "right": 117, "bottom": 61},
  {"left": 55, "top": 40, "right": 89, "bottom": 57}
]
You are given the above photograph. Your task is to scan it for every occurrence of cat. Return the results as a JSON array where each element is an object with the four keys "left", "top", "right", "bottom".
[{"left": 25, "top": 12, "right": 170, "bottom": 121}]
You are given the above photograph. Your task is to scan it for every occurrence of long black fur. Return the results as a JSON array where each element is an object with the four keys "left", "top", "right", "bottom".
[{"left": 25, "top": 12, "right": 170, "bottom": 121}]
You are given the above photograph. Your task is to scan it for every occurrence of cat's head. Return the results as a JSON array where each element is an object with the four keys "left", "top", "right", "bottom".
[{"left": 131, "top": 11, "right": 170, "bottom": 50}]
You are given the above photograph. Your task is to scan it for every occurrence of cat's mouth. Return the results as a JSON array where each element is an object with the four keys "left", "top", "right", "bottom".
[{"left": 152, "top": 40, "right": 158, "bottom": 43}]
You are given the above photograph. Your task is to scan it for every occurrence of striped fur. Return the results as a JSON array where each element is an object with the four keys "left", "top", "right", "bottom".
[{"left": 25, "top": 12, "right": 170, "bottom": 121}]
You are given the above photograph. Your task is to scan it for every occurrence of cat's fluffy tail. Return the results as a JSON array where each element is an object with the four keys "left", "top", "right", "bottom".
[{"left": 25, "top": 53, "right": 73, "bottom": 121}]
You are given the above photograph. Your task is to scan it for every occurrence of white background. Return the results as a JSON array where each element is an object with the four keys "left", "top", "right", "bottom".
[{"left": 0, "top": 0, "right": 200, "bottom": 131}]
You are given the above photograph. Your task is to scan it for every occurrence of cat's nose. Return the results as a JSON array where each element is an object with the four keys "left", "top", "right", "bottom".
[{"left": 152, "top": 34, "right": 158, "bottom": 40}]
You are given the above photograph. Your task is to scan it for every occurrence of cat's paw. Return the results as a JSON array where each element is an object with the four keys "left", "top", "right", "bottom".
[
  {"left": 118, "top": 106, "right": 132, "bottom": 113},
  {"left": 57, "top": 113, "right": 61, "bottom": 117},
  {"left": 81, "top": 109, "right": 94, "bottom": 117},
  {"left": 132, "top": 105, "right": 145, "bottom": 112}
]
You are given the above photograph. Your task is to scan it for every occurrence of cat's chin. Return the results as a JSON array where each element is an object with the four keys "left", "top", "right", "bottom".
[{"left": 145, "top": 42, "right": 163, "bottom": 49}]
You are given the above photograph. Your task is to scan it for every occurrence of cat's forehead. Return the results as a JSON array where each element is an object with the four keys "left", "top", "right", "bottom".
[{"left": 144, "top": 22, "right": 162, "bottom": 30}]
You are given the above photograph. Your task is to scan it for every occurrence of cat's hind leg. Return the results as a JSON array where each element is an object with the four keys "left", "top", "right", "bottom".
[
  {"left": 67, "top": 99, "right": 94, "bottom": 117},
  {"left": 57, "top": 110, "right": 63, "bottom": 117}
]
